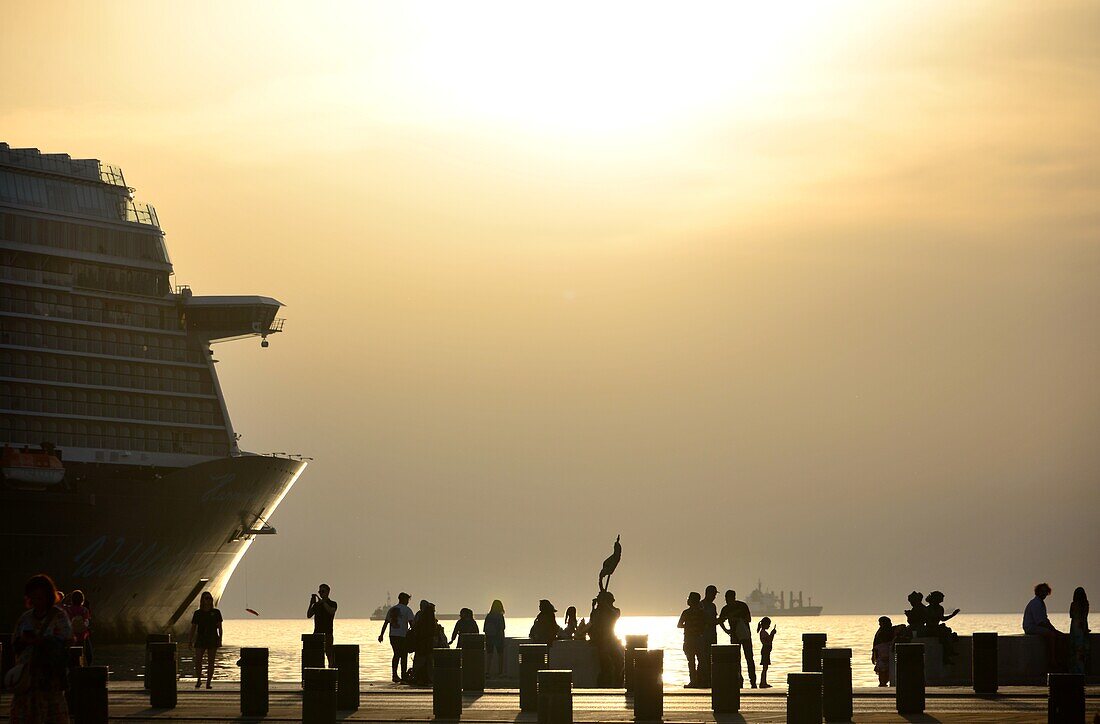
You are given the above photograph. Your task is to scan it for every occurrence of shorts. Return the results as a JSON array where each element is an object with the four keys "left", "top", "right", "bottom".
[
  {"left": 486, "top": 634, "right": 505, "bottom": 653},
  {"left": 390, "top": 636, "right": 407, "bottom": 655}
]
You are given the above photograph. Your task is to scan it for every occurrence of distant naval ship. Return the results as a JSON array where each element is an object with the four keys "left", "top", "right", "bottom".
[
  {"left": 747, "top": 580, "right": 823, "bottom": 617},
  {"left": 0, "top": 143, "right": 307, "bottom": 641}
]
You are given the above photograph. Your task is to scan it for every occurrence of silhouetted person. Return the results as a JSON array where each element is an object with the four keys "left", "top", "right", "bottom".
[
  {"left": 904, "top": 591, "right": 927, "bottom": 636},
  {"left": 1069, "top": 587, "right": 1090, "bottom": 675},
  {"left": 378, "top": 592, "right": 414, "bottom": 683},
  {"left": 530, "top": 599, "right": 562, "bottom": 644},
  {"left": 925, "top": 590, "right": 960, "bottom": 664},
  {"left": 698, "top": 584, "right": 719, "bottom": 686},
  {"left": 561, "top": 606, "right": 579, "bottom": 640},
  {"left": 757, "top": 617, "right": 776, "bottom": 688},
  {"left": 1023, "top": 582, "right": 1063, "bottom": 671},
  {"left": 484, "top": 600, "right": 506, "bottom": 676},
  {"left": 409, "top": 600, "right": 439, "bottom": 684},
  {"left": 9, "top": 574, "right": 73, "bottom": 723},
  {"left": 677, "top": 592, "right": 706, "bottom": 687},
  {"left": 307, "top": 583, "right": 337, "bottom": 666},
  {"left": 64, "top": 589, "right": 92, "bottom": 664},
  {"left": 189, "top": 591, "right": 222, "bottom": 689},
  {"left": 449, "top": 607, "right": 479, "bottom": 645},
  {"left": 588, "top": 591, "right": 624, "bottom": 686},
  {"left": 872, "top": 616, "right": 895, "bottom": 687},
  {"left": 718, "top": 589, "right": 756, "bottom": 688}
]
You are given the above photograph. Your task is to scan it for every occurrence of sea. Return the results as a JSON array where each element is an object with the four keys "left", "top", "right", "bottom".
[{"left": 99, "top": 612, "right": 1070, "bottom": 688}]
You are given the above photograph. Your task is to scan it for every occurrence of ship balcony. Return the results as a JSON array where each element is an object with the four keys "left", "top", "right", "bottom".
[
  {"left": 181, "top": 295, "right": 286, "bottom": 343},
  {"left": 118, "top": 198, "right": 159, "bottom": 227}
]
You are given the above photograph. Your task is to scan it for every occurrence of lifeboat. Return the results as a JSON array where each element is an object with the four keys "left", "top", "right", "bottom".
[{"left": 1, "top": 445, "right": 66, "bottom": 486}]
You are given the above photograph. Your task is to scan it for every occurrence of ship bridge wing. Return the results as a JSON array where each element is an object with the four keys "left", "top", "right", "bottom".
[{"left": 181, "top": 294, "right": 285, "bottom": 343}]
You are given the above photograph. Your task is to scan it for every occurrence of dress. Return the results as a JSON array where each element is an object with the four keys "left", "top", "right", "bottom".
[
  {"left": 9, "top": 605, "right": 74, "bottom": 724},
  {"left": 759, "top": 629, "right": 774, "bottom": 666},
  {"left": 1069, "top": 600, "right": 1090, "bottom": 675},
  {"left": 484, "top": 612, "right": 506, "bottom": 653},
  {"left": 191, "top": 608, "right": 223, "bottom": 649}
]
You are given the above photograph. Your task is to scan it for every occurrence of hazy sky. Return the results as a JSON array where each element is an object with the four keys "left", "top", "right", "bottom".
[{"left": 3, "top": 1, "right": 1098, "bottom": 618}]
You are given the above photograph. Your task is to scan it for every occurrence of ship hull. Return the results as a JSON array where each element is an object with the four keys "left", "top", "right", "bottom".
[{"left": 0, "top": 454, "right": 305, "bottom": 642}]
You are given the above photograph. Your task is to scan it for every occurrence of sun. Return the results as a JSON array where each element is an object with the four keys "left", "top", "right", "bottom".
[{"left": 398, "top": 2, "right": 857, "bottom": 136}]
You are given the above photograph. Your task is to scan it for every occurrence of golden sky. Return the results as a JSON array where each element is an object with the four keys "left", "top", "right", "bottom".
[{"left": 3, "top": 1, "right": 1098, "bottom": 614}]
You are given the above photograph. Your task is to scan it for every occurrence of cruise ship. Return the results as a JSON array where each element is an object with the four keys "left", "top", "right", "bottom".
[{"left": 0, "top": 143, "right": 306, "bottom": 641}]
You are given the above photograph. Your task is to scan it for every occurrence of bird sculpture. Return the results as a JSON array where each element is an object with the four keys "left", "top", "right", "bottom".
[{"left": 598, "top": 535, "right": 622, "bottom": 592}]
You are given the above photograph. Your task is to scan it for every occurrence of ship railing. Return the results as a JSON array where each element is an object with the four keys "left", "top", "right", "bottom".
[
  {"left": 119, "top": 198, "right": 160, "bottom": 227},
  {"left": 267, "top": 318, "right": 285, "bottom": 334},
  {"left": 98, "top": 163, "right": 127, "bottom": 187}
]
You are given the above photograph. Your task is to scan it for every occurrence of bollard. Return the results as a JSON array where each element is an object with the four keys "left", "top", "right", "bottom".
[
  {"left": 301, "top": 633, "right": 327, "bottom": 685},
  {"left": 459, "top": 633, "right": 486, "bottom": 693},
  {"left": 633, "top": 649, "right": 664, "bottom": 722},
  {"left": 333, "top": 644, "right": 360, "bottom": 711},
  {"left": 538, "top": 670, "right": 573, "bottom": 724},
  {"left": 143, "top": 633, "right": 171, "bottom": 689},
  {"left": 433, "top": 648, "right": 463, "bottom": 719},
  {"left": 801, "top": 633, "right": 828, "bottom": 673},
  {"left": 302, "top": 667, "right": 338, "bottom": 724},
  {"left": 1047, "top": 673, "right": 1085, "bottom": 723},
  {"left": 66, "top": 645, "right": 86, "bottom": 712},
  {"left": 624, "top": 634, "right": 648, "bottom": 693},
  {"left": 519, "top": 643, "right": 550, "bottom": 712},
  {"left": 240, "top": 647, "right": 270, "bottom": 715},
  {"left": 786, "top": 672, "right": 823, "bottom": 724},
  {"left": 711, "top": 644, "right": 742, "bottom": 713},
  {"left": 972, "top": 632, "right": 997, "bottom": 694},
  {"left": 147, "top": 641, "right": 177, "bottom": 709},
  {"left": 821, "top": 648, "right": 853, "bottom": 722},
  {"left": 239, "top": 647, "right": 269, "bottom": 717},
  {"left": 71, "top": 665, "right": 109, "bottom": 724},
  {"left": 895, "top": 643, "right": 925, "bottom": 715}
]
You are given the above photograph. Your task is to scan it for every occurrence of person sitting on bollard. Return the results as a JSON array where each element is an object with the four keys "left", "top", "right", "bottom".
[
  {"left": 718, "top": 589, "right": 757, "bottom": 689},
  {"left": 530, "top": 600, "right": 562, "bottom": 645},
  {"left": 484, "top": 599, "right": 507, "bottom": 677},
  {"left": 64, "top": 589, "right": 93, "bottom": 665},
  {"left": 307, "top": 583, "right": 338, "bottom": 667},
  {"left": 1069, "top": 587, "right": 1090, "bottom": 675},
  {"left": 757, "top": 617, "right": 776, "bottom": 688},
  {"left": 1023, "top": 582, "right": 1064, "bottom": 672},
  {"left": 560, "top": 606, "right": 579, "bottom": 640},
  {"left": 924, "top": 591, "right": 960, "bottom": 664},
  {"left": 677, "top": 592, "right": 706, "bottom": 688},
  {"left": 449, "top": 607, "right": 479, "bottom": 645},
  {"left": 8, "top": 574, "right": 74, "bottom": 723},
  {"left": 872, "top": 616, "right": 896, "bottom": 687},
  {"left": 189, "top": 591, "right": 223, "bottom": 689},
  {"left": 378, "top": 592, "right": 415, "bottom": 684}
]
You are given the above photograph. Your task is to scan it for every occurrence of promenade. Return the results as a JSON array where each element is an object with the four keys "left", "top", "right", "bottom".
[{"left": 4, "top": 682, "right": 1095, "bottom": 723}]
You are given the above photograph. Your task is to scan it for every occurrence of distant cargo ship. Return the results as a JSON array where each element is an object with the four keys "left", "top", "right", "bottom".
[
  {"left": 370, "top": 594, "right": 473, "bottom": 621},
  {"left": 746, "top": 580, "right": 822, "bottom": 617},
  {"left": 0, "top": 143, "right": 306, "bottom": 642}
]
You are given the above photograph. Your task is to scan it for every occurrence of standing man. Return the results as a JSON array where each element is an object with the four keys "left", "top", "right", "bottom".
[
  {"left": 718, "top": 589, "right": 757, "bottom": 688},
  {"left": 378, "top": 592, "right": 415, "bottom": 682},
  {"left": 698, "top": 585, "right": 720, "bottom": 686},
  {"left": 677, "top": 592, "right": 707, "bottom": 687},
  {"left": 307, "top": 583, "right": 338, "bottom": 666},
  {"left": 1023, "top": 582, "right": 1063, "bottom": 672}
]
